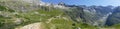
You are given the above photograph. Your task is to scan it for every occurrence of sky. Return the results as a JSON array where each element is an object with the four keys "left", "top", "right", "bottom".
[{"left": 41, "top": 0, "right": 120, "bottom": 6}]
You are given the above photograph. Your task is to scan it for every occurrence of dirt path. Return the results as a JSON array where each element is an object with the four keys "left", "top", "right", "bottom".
[
  {"left": 19, "top": 22, "right": 43, "bottom": 29},
  {"left": 46, "top": 15, "right": 62, "bottom": 23},
  {"left": 46, "top": 17, "right": 55, "bottom": 23}
]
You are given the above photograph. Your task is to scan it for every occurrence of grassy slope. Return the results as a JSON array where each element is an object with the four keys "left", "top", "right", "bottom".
[{"left": 0, "top": 5, "right": 97, "bottom": 29}]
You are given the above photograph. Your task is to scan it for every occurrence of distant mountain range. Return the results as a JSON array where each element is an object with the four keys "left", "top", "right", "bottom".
[
  {"left": 64, "top": 5, "right": 120, "bottom": 26},
  {"left": 61, "top": 2, "right": 120, "bottom": 26},
  {"left": 1, "top": 0, "right": 120, "bottom": 27}
]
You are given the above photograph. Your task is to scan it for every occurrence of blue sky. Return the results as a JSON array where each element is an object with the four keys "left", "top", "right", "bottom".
[{"left": 41, "top": 0, "right": 120, "bottom": 6}]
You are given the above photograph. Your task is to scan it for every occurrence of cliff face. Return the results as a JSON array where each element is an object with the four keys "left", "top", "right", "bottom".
[
  {"left": 81, "top": 6, "right": 114, "bottom": 26},
  {"left": 65, "top": 5, "right": 114, "bottom": 26},
  {"left": 105, "top": 7, "right": 120, "bottom": 26}
]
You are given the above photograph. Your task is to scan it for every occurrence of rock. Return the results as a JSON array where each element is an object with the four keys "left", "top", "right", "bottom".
[{"left": 14, "top": 18, "right": 23, "bottom": 25}]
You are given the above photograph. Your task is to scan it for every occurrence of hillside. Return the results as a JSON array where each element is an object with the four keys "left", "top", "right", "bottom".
[
  {"left": 0, "top": 0, "right": 120, "bottom": 29},
  {"left": 0, "top": 0, "right": 96, "bottom": 29}
]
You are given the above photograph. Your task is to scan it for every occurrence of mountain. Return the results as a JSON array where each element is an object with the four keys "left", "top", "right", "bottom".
[
  {"left": 1, "top": 0, "right": 120, "bottom": 29},
  {"left": 81, "top": 6, "right": 114, "bottom": 26},
  {"left": 0, "top": 0, "right": 94, "bottom": 29},
  {"left": 106, "top": 6, "right": 120, "bottom": 26},
  {"left": 64, "top": 5, "right": 115, "bottom": 26}
]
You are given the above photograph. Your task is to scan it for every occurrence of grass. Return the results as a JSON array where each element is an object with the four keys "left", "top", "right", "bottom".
[{"left": 0, "top": 5, "right": 15, "bottom": 12}]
